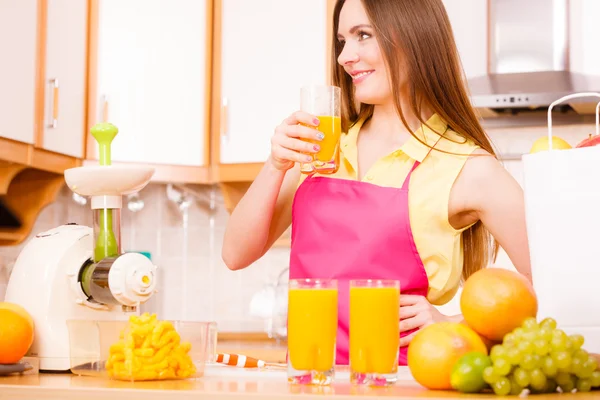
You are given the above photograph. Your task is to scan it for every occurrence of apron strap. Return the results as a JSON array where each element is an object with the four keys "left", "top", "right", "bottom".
[
  {"left": 400, "top": 127, "right": 447, "bottom": 190},
  {"left": 401, "top": 160, "right": 420, "bottom": 190}
]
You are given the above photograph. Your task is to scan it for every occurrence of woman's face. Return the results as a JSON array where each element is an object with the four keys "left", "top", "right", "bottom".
[{"left": 336, "top": 0, "right": 393, "bottom": 106}]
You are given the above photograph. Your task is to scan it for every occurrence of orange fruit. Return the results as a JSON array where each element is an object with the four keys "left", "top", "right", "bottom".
[
  {"left": 460, "top": 320, "right": 499, "bottom": 352},
  {"left": 460, "top": 268, "right": 537, "bottom": 342},
  {"left": 407, "top": 322, "right": 487, "bottom": 390},
  {"left": 0, "top": 302, "right": 34, "bottom": 330},
  {"left": 0, "top": 309, "right": 34, "bottom": 364}
]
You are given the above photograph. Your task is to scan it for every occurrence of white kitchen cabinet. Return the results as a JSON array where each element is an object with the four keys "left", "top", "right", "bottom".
[
  {"left": 92, "top": 0, "right": 209, "bottom": 166},
  {"left": 569, "top": 0, "right": 600, "bottom": 76},
  {"left": 41, "top": 0, "right": 88, "bottom": 158},
  {"left": 0, "top": 0, "right": 38, "bottom": 144},
  {"left": 218, "top": 0, "right": 328, "bottom": 164},
  {"left": 0, "top": 0, "right": 87, "bottom": 155},
  {"left": 442, "top": 0, "right": 488, "bottom": 79}
]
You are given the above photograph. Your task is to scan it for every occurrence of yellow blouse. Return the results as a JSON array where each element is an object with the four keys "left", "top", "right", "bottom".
[{"left": 305, "top": 113, "right": 480, "bottom": 305}]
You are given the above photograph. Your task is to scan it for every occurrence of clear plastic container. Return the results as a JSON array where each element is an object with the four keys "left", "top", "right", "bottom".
[
  {"left": 205, "top": 321, "right": 218, "bottom": 364},
  {"left": 67, "top": 315, "right": 216, "bottom": 381}
]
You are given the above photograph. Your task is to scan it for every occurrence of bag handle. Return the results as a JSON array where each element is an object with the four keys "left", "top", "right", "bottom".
[{"left": 547, "top": 92, "right": 600, "bottom": 150}]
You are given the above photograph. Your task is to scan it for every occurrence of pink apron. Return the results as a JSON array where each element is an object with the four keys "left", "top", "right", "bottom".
[{"left": 289, "top": 160, "right": 429, "bottom": 366}]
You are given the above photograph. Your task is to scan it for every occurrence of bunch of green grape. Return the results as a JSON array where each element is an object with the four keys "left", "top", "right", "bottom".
[{"left": 483, "top": 317, "right": 600, "bottom": 396}]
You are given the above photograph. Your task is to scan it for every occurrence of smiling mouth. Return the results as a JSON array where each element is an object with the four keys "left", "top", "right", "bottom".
[{"left": 351, "top": 70, "right": 374, "bottom": 83}]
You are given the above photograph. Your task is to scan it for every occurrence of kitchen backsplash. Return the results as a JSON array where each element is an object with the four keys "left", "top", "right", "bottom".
[
  {"left": 0, "top": 121, "right": 595, "bottom": 330},
  {"left": 0, "top": 182, "right": 291, "bottom": 333}
]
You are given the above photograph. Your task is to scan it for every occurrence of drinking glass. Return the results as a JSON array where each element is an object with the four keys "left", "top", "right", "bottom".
[
  {"left": 349, "top": 279, "right": 400, "bottom": 386},
  {"left": 287, "top": 279, "right": 338, "bottom": 385},
  {"left": 299, "top": 85, "right": 341, "bottom": 174}
]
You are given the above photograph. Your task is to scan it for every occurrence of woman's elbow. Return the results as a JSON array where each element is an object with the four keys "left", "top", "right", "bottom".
[
  {"left": 222, "top": 246, "right": 243, "bottom": 271},
  {"left": 222, "top": 230, "right": 266, "bottom": 271},
  {"left": 222, "top": 243, "right": 255, "bottom": 271}
]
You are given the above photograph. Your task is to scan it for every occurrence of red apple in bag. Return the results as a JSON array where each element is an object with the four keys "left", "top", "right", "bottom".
[{"left": 575, "top": 133, "right": 600, "bottom": 148}]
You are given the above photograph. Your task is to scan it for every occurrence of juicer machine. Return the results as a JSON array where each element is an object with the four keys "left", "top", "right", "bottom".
[{"left": 5, "top": 123, "right": 158, "bottom": 371}]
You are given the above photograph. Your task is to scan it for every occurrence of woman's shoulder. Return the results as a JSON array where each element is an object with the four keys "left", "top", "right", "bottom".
[
  {"left": 441, "top": 123, "right": 500, "bottom": 169},
  {"left": 434, "top": 126, "right": 482, "bottom": 156},
  {"left": 435, "top": 126, "right": 503, "bottom": 187},
  {"left": 421, "top": 125, "right": 503, "bottom": 192}
]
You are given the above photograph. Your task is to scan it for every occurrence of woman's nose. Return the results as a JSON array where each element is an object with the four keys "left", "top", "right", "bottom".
[{"left": 337, "top": 43, "right": 359, "bottom": 66}]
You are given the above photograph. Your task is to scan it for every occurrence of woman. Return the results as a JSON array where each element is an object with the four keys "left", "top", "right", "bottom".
[{"left": 222, "top": 0, "right": 531, "bottom": 365}]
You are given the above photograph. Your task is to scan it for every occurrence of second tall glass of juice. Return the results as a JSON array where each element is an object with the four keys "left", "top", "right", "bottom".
[
  {"left": 300, "top": 85, "right": 341, "bottom": 174},
  {"left": 349, "top": 280, "right": 400, "bottom": 386},
  {"left": 287, "top": 279, "right": 338, "bottom": 385}
]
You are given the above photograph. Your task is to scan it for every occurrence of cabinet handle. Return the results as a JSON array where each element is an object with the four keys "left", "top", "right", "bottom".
[
  {"left": 221, "top": 98, "right": 229, "bottom": 141},
  {"left": 47, "top": 78, "right": 59, "bottom": 128},
  {"left": 101, "top": 95, "right": 109, "bottom": 122}
]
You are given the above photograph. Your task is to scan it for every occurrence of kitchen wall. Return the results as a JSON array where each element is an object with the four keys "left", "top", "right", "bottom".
[{"left": 0, "top": 121, "right": 595, "bottom": 329}]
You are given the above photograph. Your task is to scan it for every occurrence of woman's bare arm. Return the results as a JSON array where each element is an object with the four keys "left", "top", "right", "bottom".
[
  {"left": 449, "top": 149, "right": 532, "bottom": 281},
  {"left": 222, "top": 111, "right": 321, "bottom": 271},
  {"left": 222, "top": 162, "right": 300, "bottom": 271}
]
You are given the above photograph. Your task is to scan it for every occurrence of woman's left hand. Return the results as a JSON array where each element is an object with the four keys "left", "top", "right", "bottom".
[{"left": 399, "top": 294, "right": 447, "bottom": 347}]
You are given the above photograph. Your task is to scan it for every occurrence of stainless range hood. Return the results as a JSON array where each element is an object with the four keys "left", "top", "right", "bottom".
[{"left": 468, "top": 0, "right": 600, "bottom": 125}]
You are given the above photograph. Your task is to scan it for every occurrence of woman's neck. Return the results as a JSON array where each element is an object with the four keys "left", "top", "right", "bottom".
[{"left": 362, "top": 98, "right": 434, "bottom": 144}]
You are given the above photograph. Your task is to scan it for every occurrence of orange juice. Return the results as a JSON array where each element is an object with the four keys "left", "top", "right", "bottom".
[
  {"left": 349, "top": 287, "right": 400, "bottom": 374},
  {"left": 288, "top": 288, "right": 338, "bottom": 371},
  {"left": 314, "top": 115, "right": 341, "bottom": 161},
  {"left": 302, "top": 115, "right": 341, "bottom": 161}
]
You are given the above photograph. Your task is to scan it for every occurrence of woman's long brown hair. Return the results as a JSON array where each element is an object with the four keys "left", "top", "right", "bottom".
[{"left": 332, "top": 0, "right": 499, "bottom": 281}]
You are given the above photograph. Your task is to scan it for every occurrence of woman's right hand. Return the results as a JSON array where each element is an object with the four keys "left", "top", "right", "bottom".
[{"left": 269, "top": 111, "right": 324, "bottom": 171}]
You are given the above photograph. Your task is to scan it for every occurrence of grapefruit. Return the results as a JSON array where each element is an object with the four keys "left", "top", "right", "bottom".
[
  {"left": 460, "top": 268, "right": 537, "bottom": 341},
  {"left": 530, "top": 135, "right": 571, "bottom": 153},
  {"left": 0, "top": 302, "right": 34, "bottom": 330},
  {"left": 460, "top": 320, "right": 499, "bottom": 351},
  {"left": 0, "top": 309, "right": 34, "bottom": 364},
  {"left": 407, "top": 322, "right": 487, "bottom": 390}
]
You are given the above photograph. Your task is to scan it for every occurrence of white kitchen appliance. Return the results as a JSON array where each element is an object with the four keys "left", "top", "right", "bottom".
[
  {"left": 5, "top": 123, "right": 158, "bottom": 371},
  {"left": 522, "top": 92, "right": 600, "bottom": 354}
]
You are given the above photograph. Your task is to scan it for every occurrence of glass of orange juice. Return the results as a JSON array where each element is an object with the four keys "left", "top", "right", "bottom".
[
  {"left": 349, "top": 279, "right": 400, "bottom": 386},
  {"left": 299, "top": 85, "right": 342, "bottom": 175},
  {"left": 287, "top": 279, "right": 338, "bottom": 385}
]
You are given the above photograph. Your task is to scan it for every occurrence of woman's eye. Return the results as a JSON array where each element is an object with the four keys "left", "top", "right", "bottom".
[{"left": 358, "top": 31, "right": 371, "bottom": 40}]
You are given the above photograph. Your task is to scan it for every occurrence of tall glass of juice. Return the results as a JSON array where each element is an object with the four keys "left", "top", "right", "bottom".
[
  {"left": 349, "top": 279, "right": 400, "bottom": 386},
  {"left": 300, "top": 85, "right": 341, "bottom": 174},
  {"left": 287, "top": 279, "right": 338, "bottom": 385}
]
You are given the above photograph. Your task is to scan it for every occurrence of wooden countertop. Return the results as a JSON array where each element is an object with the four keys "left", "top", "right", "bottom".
[{"left": 0, "top": 366, "right": 598, "bottom": 400}]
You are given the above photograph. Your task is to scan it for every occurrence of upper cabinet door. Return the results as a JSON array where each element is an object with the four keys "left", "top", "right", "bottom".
[
  {"left": 0, "top": 0, "right": 38, "bottom": 144},
  {"left": 569, "top": 0, "right": 600, "bottom": 76},
  {"left": 42, "top": 0, "right": 88, "bottom": 158},
  {"left": 217, "top": 0, "right": 328, "bottom": 164},
  {"left": 443, "top": 0, "right": 488, "bottom": 79},
  {"left": 91, "top": 0, "right": 210, "bottom": 166}
]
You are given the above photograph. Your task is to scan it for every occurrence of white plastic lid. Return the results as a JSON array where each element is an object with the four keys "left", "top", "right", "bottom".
[
  {"left": 64, "top": 165, "right": 155, "bottom": 197},
  {"left": 91, "top": 195, "right": 122, "bottom": 210},
  {"left": 108, "top": 253, "right": 157, "bottom": 306}
]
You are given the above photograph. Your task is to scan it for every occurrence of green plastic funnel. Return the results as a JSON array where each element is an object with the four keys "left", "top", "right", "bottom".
[
  {"left": 90, "top": 122, "right": 119, "bottom": 261},
  {"left": 91, "top": 122, "right": 118, "bottom": 166}
]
